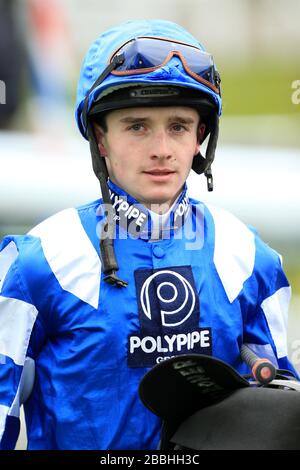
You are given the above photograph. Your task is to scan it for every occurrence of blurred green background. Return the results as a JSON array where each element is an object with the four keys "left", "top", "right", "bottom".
[{"left": 222, "top": 61, "right": 300, "bottom": 116}]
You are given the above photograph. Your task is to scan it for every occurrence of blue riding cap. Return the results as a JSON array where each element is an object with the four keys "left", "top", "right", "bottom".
[{"left": 75, "top": 19, "right": 222, "bottom": 139}]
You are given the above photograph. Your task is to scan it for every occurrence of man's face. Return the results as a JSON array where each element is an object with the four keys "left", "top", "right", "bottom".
[{"left": 94, "top": 106, "right": 204, "bottom": 211}]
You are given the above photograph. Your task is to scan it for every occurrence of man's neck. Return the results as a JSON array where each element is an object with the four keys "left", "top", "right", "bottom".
[
  {"left": 131, "top": 188, "right": 183, "bottom": 215},
  {"left": 105, "top": 179, "right": 189, "bottom": 240}
]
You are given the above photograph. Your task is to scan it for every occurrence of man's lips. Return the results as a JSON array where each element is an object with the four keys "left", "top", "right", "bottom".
[
  {"left": 143, "top": 169, "right": 176, "bottom": 175},
  {"left": 142, "top": 169, "right": 176, "bottom": 183}
]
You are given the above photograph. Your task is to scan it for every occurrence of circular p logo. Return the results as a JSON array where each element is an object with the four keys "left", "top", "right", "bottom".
[{"left": 140, "top": 270, "right": 196, "bottom": 327}]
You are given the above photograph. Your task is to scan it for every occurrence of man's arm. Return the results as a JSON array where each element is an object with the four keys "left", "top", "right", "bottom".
[
  {"left": 0, "top": 237, "right": 38, "bottom": 449},
  {"left": 243, "top": 238, "right": 298, "bottom": 378}
]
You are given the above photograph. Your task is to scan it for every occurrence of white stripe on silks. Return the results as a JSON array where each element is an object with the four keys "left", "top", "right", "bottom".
[
  {"left": 243, "top": 343, "right": 279, "bottom": 368},
  {"left": 0, "top": 358, "right": 35, "bottom": 441},
  {"left": 261, "top": 286, "right": 291, "bottom": 359},
  {"left": 206, "top": 204, "right": 255, "bottom": 303},
  {"left": 0, "top": 296, "right": 38, "bottom": 366},
  {"left": 0, "top": 404, "right": 10, "bottom": 441},
  {"left": 9, "top": 357, "right": 35, "bottom": 418},
  {"left": 29, "top": 208, "right": 101, "bottom": 309},
  {"left": 0, "top": 241, "right": 19, "bottom": 293},
  {"left": 19, "top": 356, "right": 35, "bottom": 405}
]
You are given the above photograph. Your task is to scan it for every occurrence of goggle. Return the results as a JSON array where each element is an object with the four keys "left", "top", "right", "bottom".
[{"left": 109, "top": 37, "right": 221, "bottom": 94}]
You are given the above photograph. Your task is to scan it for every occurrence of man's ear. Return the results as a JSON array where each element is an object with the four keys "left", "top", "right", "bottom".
[
  {"left": 197, "top": 123, "right": 206, "bottom": 143},
  {"left": 195, "top": 123, "right": 206, "bottom": 154},
  {"left": 93, "top": 123, "right": 108, "bottom": 157}
]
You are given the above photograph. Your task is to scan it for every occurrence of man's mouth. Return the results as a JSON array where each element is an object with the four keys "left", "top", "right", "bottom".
[{"left": 143, "top": 169, "right": 175, "bottom": 176}]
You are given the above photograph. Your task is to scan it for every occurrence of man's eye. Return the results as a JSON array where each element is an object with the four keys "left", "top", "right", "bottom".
[
  {"left": 172, "top": 124, "right": 187, "bottom": 132},
  {"left": 129, "top": 123, "right": 145, "bottom": 131}
]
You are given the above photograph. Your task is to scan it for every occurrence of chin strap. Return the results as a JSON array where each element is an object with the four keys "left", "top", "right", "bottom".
[
  {"left": 87, "top": 122, "right": 128, "bottom": 288},
  {"left": 192, "top": 114, "right": 219, "bottom": 191}
]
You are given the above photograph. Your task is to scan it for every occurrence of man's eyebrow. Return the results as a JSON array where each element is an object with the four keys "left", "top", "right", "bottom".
[
  {"left": 168, "top": 115, "right": 196, "bottom": 124},
  {"left": 119, "top": 117, "right": 149, "bottom": 123},
  {"left": 119, "top": 115, "right": 196, "bottom": 124}
]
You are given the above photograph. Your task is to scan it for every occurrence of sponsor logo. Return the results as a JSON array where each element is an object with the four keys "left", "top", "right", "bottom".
[
  {"left": 96, "top": 191, "right": 204, "bottom": 249},
  {"left": 110, "top": 191, "right": 148, "bottom": 237},
  {"left": 140, "top": 269, "right": 195, "bottom": 327},
  {"left": 130, "top": 86, "right": 180, "bottom": 98},
  {"left": 106, "top": 191, "right": 190, "bottom": 239},
  {"left": 128, "top": 266, "right": 212, "bottom": 367},
  {"left": 129, "top": 329, "right": 211, "bottom": 367},
  {"left": 170, "top": 359, "right": 224, "bottom": 403},
  {"left": 174, "top": 195, "right": 190, "bottom": 225}
]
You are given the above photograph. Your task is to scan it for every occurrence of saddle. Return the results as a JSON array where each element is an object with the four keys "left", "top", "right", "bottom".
[{"left": 139, "top": 354, "right": 300, "bottom": 450}]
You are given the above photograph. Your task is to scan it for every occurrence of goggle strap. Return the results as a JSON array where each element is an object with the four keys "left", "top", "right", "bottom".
[{"left": 82, "top": 53, "right": 125, "bottom": 132}]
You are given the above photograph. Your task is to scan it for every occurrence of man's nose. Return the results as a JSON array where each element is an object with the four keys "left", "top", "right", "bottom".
[{"left": 150, "top": 130, "right": 172, "bottom": 160}]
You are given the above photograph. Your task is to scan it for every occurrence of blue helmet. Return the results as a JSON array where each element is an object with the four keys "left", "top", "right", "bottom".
[
  {"left": 76, "top": 19, "right": 221, "bottom": 139},
  {"left": 75, "top": 20, "right": 222, "bottom": 287}
]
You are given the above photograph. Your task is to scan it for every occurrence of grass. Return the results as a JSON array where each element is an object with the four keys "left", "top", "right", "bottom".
[
  {"left": 286, "top": 266, "right": 300, "bottom": 296},
  {"left": 218, "top": 60, "right": 300, "bottom": 117}
]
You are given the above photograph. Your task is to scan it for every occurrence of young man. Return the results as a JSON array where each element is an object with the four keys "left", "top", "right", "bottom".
[{"left": 0, "top": 19, "right": 296, "bottom": 450}]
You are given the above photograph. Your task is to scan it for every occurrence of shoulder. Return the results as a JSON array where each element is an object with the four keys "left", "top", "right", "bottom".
[
  {"left": 203, "top": 201, "right": 254, "bottom": 239},
  {"left": 0, "top": 234, "right": 38, "bottom": 304},
  {"left": 190, "top": 198, "right": 256, "bottom": 254},
  {"left": 27, "top": 199, "right": 102, "bottom": 255},
  {"left": 203, "top": 201, "right": 278, "bottom": 264},
  {"left": 1, "top": 201, "right": 102, "bottom": 308},
  {"left": 199, "top": 200, "right": 279, "bottom": 265},
  {"left": 191, "top": 200, "right": 281, "bottom": 302},
  {"left": 30, "top": 204, "right": 102, "bottom": 308},
  {"left": 29, "top": 199, "right": 101, "bottom": 237}
]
